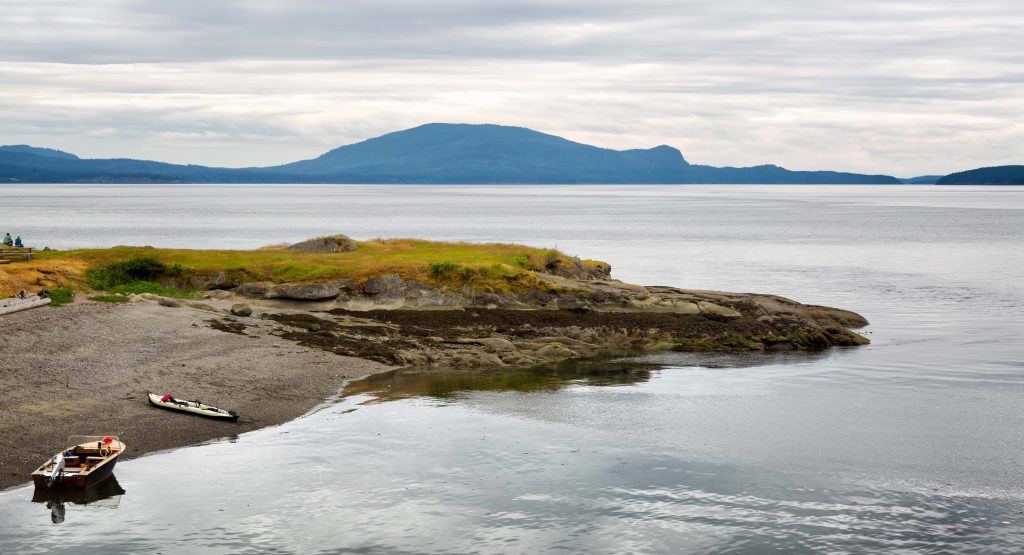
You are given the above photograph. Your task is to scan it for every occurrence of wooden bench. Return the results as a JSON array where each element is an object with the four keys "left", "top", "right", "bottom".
[{"left": 0, "top": 247, "right": 33, "bottom": 262}]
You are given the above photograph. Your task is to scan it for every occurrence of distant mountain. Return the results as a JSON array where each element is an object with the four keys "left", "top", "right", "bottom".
[
  {"left": 0, "top": 144, "right": 79, "bottom": 160},
  {"left": 0, "top": 123, "right": 902, "bottom": 184},
  {"left": 274, "top": 124, "right": 690, "bottom": 183},
  {"left": 902, "top": 175, "right": 942, "bottom": 185},
  {"left": 936, "top": 165, "right": 1024, "bottom": 185}
]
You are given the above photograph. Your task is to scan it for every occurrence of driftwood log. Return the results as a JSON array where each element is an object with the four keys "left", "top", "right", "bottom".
[{"left": 0, "top": 294, "right": 52, "bottom": 316}]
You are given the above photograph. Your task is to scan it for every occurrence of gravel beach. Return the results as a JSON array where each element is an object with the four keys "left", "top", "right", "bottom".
[{"left": 0, "top": 301, "right": 390, "bottom": 490}]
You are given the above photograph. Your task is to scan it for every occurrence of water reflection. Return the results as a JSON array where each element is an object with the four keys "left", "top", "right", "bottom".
[
  {"left": 343, "top": 360, "right": 661, "bottom": 403},
  {"left": 31, "top": 476, "right": 125, "bottom": 524}
]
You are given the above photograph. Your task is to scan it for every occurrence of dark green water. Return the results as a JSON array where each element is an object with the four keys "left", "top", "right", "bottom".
[{"left": 1, "top": 185, "right": 1022, "bottom": 553}]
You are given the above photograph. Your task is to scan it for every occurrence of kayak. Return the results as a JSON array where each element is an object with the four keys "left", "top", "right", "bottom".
[{"left": 147, "top": 393, "right": 239, "bottom": 421}]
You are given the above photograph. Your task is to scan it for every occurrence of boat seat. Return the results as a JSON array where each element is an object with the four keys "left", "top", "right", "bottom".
[{"left": 85, "top": 456, "right": 106, "bottom": 463}]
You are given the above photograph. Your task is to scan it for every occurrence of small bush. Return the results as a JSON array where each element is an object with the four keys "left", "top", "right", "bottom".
[
  {"left": 85, "top": 257, "right": 195, "bottom": 298},
  {"left": 46, "top": 287, "right": 75, "bottom": 307},
  {"left": 511, "top": 254, "right": 535, "bottom": 269},
  {"left": 543, "top": 250, "right": 562, "bottom": 271},
  {"left": 428, "top": 261, "right": 463, "bottom": 278},
  {"left": 87, "top": 256, "right": 169, "bottom": 289}
]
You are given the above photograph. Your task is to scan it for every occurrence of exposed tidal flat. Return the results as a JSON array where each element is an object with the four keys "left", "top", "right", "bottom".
[{"left": 1, "top": 184, "right": 1023, "bottom": 553}]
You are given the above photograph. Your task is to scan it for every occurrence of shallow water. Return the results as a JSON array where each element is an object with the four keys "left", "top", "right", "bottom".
[{"left": 1, "top": 184, "right": 1022, "bottom": 553}]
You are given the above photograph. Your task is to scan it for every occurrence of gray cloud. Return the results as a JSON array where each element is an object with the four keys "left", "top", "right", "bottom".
[{"left": 0, "top": 0, "right": 1021, "bottom": 175}]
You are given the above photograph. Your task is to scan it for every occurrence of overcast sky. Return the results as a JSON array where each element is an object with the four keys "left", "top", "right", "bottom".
[{"left": 1, "top": 0, "right": 1021, "bottom": 176}]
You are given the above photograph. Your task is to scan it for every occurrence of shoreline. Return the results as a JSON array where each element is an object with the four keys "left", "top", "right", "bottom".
[
  {"left": 0, "top": 301, "right": 391, "bottom": 491},
  {"left": 1, "top": 262, "right": 870, "bottom": 491}
]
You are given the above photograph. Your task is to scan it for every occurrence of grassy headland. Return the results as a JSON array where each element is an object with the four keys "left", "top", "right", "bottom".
[{"left": 0, "top": 239, "right": 605, "bottom": 298}]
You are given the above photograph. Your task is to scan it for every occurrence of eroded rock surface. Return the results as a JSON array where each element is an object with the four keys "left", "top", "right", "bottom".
[{"left": 288, "top": 234, "right": 357, "bottom": 254}]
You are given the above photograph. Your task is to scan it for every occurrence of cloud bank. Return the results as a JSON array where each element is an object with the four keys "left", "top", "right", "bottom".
[{"left": 1, "top": 0, "right": 1021, "bottom": 175}]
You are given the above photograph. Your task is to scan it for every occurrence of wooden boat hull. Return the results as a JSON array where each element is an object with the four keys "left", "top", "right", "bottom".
[
  {"left": 147, "top": 393, "right": 239, "bottom": 421},
  {"left": 31, "top": 455, "right": 119, "bottom": 490},
  {"left": 31, "top": 437, "right": 126, "bottom": 491}
]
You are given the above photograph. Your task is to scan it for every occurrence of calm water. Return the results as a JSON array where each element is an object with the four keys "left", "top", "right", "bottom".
[{"left": 1, "top": 184, "right": 1023, "bottom": 553}]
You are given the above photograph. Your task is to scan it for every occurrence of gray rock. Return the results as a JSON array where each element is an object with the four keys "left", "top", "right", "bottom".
[
  {"left": 202, "top": 290, "right": 233, "bottom": 300},
  {"left": 363, "top": 274, "right": 406, "bottom": 298},
  {"left": 157, "top": 297, "right": 181, "bottom": 308},
  {"left": 535, "top": 342, "right": 578, "bottom": 361},
  {"left": 474, "top": 292, "right": 501, "bottom": 307},
  {"left": 234, "top": 283, "right": 270, "bottom": 298},
  {"left": 230, "top": 303, "right": 253, "bottom": 317},
  {"left": 268, "top": 282, "right": 341, "bottom": 300},
  {"left": 186, "top": 272, "right": 229, "bottom": 290},
  {"left": 187, "top": 302, "right": 221, "bottom": 313},
  {"left": 288, "top": 234, "right": 357, "bottom": 254}
]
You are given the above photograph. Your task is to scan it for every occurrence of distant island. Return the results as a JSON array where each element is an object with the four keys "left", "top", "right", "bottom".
[
  {"left": 0, "top": 123, "right": 902, "bottom": 184},
  {"left": 936, "top": 165, "right": 1024, "bottom": 185}
]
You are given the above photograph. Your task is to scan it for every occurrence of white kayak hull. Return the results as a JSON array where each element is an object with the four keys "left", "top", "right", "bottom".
[{"left": 147, "top": 393, "right": 239, "bottom": 421}]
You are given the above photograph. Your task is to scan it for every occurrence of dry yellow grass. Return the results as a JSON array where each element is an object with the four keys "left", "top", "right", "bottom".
[
  {"left": 0, "top": 258, "right": 88, "bottom": 297},
  {"left": 0, "top": 239, "right": 605, "bottom": 297}
]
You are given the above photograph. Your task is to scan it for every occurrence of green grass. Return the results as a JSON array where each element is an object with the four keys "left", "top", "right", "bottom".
[
  {"left": 89, "top": 294, "right": 130, "bottom": 303},
  {"left": 46, "top": 287, "right": 76, "bottom": 307},
  {"left": 106, "top": 280, "right": 197, "bottom": 299}
]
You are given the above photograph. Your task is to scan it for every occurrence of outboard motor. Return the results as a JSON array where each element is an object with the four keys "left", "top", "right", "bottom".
[{"left": 46, "top": 454, "right": 65, "bottom": 487}]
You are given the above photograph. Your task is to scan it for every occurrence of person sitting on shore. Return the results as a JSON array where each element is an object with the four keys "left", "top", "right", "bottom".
[
  {"left": 13, "top": 236, "right": 22, "bottom": 248},
  {"left": 2, "top": 233, "right": 11, "bottom": 247}
]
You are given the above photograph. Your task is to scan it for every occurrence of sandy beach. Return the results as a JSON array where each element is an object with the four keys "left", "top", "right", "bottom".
[{"left": 0, "top": 301, "right": 390, "bottom": 490}]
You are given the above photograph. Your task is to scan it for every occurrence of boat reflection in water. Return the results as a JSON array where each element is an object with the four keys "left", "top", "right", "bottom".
[{"left": 31, "top": 475, "right": 126, "bottom": 524}]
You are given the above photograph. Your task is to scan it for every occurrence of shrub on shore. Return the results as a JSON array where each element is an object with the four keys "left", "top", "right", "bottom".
[
  {"left": 46, "top": 287, "right": 75, "bottom": 307},
  {"left": 86, "top": 257, "right": 195, "bottom": 299}
]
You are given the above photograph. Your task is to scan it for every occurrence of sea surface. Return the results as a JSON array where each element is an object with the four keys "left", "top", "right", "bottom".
[{"left": 1, "top": 184, "right": 1022, "bottom": 553}]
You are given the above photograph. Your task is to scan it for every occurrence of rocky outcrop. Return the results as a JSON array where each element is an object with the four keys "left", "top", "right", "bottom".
[
  {"left": 288, "top": 234, "right": 357, "bottom": 254},
  {"left": 545, "top": 256, "right": 612, "bottom": 281},
  {"left": 233, "top": 280, "right": 355, "bottom": 301},
  {"left": 254, "top": 289, "right": 868, "bottom": 369}
]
